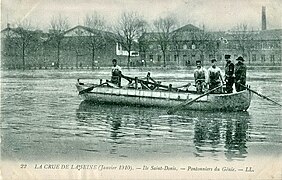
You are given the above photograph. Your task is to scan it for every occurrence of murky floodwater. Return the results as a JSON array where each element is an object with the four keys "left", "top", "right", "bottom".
[{"left": 1, "top": 68, "right": 281, "bottom": 162}]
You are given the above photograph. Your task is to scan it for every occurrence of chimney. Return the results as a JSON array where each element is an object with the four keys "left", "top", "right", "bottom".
[
  {"left": 7, "top": 23, "right": 10, "bottom": 29},
  {"left": 262, "top": 6, "right": 266, "bottom": 30}
]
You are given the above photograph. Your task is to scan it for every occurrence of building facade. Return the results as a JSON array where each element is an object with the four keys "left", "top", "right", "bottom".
[
  {"left": 1, "top": 23, "right": 281, "bottom": 69},
  {"left": 139, "top": 24, "right": 282, "bottom": 67},
  {"left": 1, "top": 25, "right": 138, "bottom": 69}
]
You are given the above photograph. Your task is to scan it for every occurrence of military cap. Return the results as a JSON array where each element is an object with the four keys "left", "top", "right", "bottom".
[
  {"left": 236, "top": 56, "right": 244, "bottom": 61},
  {"left": 211, "top": 58, "right": 217, "bottom": 63},
  {"left": 225, "top": 54, "right": 231, "bottom": 59}
]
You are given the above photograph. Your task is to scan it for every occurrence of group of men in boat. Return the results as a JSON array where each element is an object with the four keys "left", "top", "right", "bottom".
[
  {"left": 110, "top": 55, "right": 247, "bottom": 94},
  {"left": 194, "top": 55, "right": 247, "bottom": 94}
]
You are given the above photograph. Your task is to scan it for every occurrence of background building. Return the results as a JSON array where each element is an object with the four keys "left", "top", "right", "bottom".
[
  {"left": 1, "top": 7, "right": 281, "bottom": 69},
  {"left": 1, "top": 24, "right": 139, "bottom": 69}
]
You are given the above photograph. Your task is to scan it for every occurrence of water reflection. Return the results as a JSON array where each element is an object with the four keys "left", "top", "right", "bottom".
[
  {"left": 76, "top": 101, "right": 157, "bottom": 155},
  {"left": 193, "top": 111, "right": 250, "bottom": 160},
  {"left": 76, "top": 101, "right": 251, "bottom": 160},
  {"left": 224, "top": 114, "right": 249, "bottom": 160}
]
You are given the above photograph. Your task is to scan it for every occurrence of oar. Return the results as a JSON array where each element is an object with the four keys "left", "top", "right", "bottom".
[
  {"left": 121, "top": 74, "right": 182, "bottom": 91},
  {"left": 167, "top": 85, "right": 223, "bottom": 114},
  {"left": 174, "top": 83, "right": 191, "bottom": 89},
  {"left": 79, "top": 82, "right": 107, "bottom": 95},
  {"left": 237, "top": 83, "right": 282, "bottom": 107}
]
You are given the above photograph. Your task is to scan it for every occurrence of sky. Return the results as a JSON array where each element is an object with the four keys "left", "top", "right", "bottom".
[{"left": 1, "top": 0, "right": 282, "bottom": 31}]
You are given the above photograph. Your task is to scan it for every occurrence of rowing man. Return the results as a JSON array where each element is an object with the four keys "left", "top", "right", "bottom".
[
  {"left": 111, "top": 59, "right": 122, "bottom": 87},
  {"left": 194, "top": 60, "right": 208, "bottom": 93},
  {"left": 207, "top": 58, "right": 224, "bottom": 93}
]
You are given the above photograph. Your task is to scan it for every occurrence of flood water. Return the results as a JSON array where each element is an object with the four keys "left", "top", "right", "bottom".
[{"left": 1, "top": 68, "right": 281, "bottom": 163}]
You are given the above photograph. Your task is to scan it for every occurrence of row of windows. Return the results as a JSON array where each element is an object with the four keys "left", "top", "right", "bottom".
[
  {"left": 223, "top": 41, "right": 281, "bottom": 50},
  {"left": 251, "top": 54, "right": 279, "bottom": 62},
  {"left": 148, "top": 54, "right": 281, "bottom": 62},
  {"left": 148, "top": 41, "right": 281, "bottom": 51}
]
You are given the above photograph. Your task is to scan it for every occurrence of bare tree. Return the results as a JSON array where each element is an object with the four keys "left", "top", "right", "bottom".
[
  {"left": 1, "top": 24, "right": 20, "bottom": 69},
  {"left": 49, "top": 14, "right": 69, "bottom": 68},
  {"left": 67, "top": 33, "right": 87, "bottom": 69},
  {"left": 171, "top": 31, "right": 183, "bottom": 65},
  {"left": 14, "top": 20, "right": 35, "bottom": 70},
  {"left": 84, "top": 13, "right": 107, "bottom": 69},
  {"left": 206, "top": 34, "right": 221, "bottom": 58},
  {"left": 114, "top": 12, "right": 147, "bottom": 68},
  {"left": 231, "top": 24, "right": 254, "bottom": 65},
  {"left": 191, "top": 25, "right": 211, "bottom": 63},
  {"left": 153, "top": 16, "right": 178, "bottom": 67},
  {"left": 138, "top": 24, "right": 150, "bottom": 66}
]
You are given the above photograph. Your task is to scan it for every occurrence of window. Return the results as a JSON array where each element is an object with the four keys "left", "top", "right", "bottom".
[
  {"left": 252, "top": 54, "right": 256, "bottom": 61},
  {"left": 158, "top": 55, "right": 162, "bottom": 61},
  {"left": 167, "top": 55, "right": 171, "bottom": 61},
  {"left": 149, "top": 55, "right": 153, "bottom": 61},
  {"left": 174, "top": 54, "right": 178, "bottom": 61},
  {"left": 183, "top": 44, "right": 187, "bottom": 49},
  {"left": 261, "top": 54, "right": 265, "bottom": 62},
  {"left": 270, "top": 55, "right": 275, "bottom": 62}
]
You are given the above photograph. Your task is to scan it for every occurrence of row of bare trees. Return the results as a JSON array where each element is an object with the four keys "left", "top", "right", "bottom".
[{"left": 2, "top": 12, "right": 256, "bottom": 69}]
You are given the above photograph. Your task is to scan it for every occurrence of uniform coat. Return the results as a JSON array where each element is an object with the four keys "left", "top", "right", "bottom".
[{"left": 234, "top": 61, "right": 247, "bottom": 92}]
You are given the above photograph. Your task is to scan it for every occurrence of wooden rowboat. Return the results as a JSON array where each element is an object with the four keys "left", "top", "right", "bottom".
[{"left": 76, "top": 81, "right": 252, "bottom": 112}]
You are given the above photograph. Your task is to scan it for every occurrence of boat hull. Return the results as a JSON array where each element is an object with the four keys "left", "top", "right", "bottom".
[{"left": 76, "top": 84, "right": 252, "bottom": 111}]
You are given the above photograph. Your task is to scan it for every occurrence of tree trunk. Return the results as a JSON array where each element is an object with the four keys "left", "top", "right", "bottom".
[
  {"left": 127, "top": 52, "right": 131, "bottom": 69},
  {"left": 92, "top": 47, "right": 95, "bottom": 70},
  {"left": 57, "top": 41, "right": 61, "bottom": 69},
  {"left": 76, "top": 54, "right": 78, "bottom": 69},
  {"left": 248, "top": 51, "right": 251, "bottom": 65},
  {"left": 22, "top": 41, "right": 25, "bottom": 70},
  {"left": 177, "top": 50, "right": 180, "bottom": 65},
  {"left": 162, "top": 50, "right": 166, "bottom": 67},
  {"left": 144, "top": 51, "right": 147, "bottom": 67}
]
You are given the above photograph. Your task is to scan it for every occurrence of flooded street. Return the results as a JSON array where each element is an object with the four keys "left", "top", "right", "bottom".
[{"left": 1, "top": 69, "right": 281, "bottom": 163}]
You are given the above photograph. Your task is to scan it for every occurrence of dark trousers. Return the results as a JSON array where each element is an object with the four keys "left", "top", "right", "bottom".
[
  {"left": 226, "top": 78, "right": 234, "bottom": 93},
  {"left": 196, "top": 80, "right": 205, "bottom": 94},
  {"left": 209, "top": 82, "right": 222, "bottom": 93},
  {"left": 111, "top": 76, "right": 121, "bottom": 87},
  {"left": 235, "top": 80, "right": 246, "bottom": 92}
]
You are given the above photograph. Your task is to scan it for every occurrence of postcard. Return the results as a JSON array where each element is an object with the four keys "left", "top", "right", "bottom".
[{"left": 1, "top": 0, "right": 281, "bottom": 179}]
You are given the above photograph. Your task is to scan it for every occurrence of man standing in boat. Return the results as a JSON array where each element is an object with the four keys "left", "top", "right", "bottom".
[
  {"left": 194, "top": 60, "right": 208, "bottom": 93},
  {"left": 224, "top": 54, "right": 235, "bottom": 93},
  {"left": 207, "top": 58, "right": 224, "bottom": 93},
  {"left": 111, "top": 59, "right": 122, "bottom": 87},
  {"left": 234, "top": 56, "right": 247, "bottom": 92}
]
